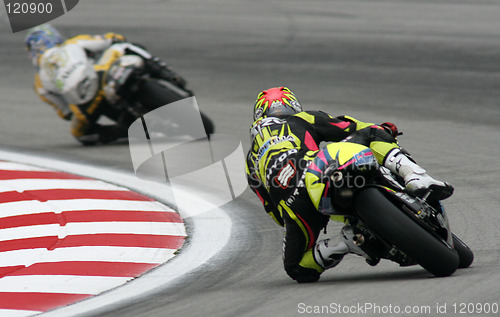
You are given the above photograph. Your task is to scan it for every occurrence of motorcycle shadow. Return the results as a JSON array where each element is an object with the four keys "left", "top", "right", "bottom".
[
  {"left": 318, "top": 267, "right": 431, "bottom": 285},
  {"left": 269, "top": 267, "right": 433, "bottom": 288}
]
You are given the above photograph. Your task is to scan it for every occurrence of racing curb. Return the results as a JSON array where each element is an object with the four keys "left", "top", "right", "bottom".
[{"left": 0, "top": 149, "right": 231, "bottom": 317}]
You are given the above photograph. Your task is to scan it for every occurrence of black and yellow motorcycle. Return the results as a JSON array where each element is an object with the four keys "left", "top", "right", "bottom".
[{"left": 306, "top": 142, "right": 473, "bottom": 277}]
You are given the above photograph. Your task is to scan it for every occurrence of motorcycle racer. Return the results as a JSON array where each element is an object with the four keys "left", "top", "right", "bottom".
[
  {"left": 26, "top": 24, "right": 187, "bottom": 145},
  {"left": 245, "top": 86, "right": 454, "bottom": 283}
]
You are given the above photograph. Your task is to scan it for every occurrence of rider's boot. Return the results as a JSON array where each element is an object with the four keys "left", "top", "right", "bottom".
[
  {"left": 313, "top": 226, "right": 376, "bottom": 269},
  {"left": 384, "top": 148, "right": 453, "bottom": 201}
]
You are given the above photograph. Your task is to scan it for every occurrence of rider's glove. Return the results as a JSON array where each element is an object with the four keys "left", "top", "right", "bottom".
[
  {"left": 381, "top": 122, "right": 402, "bottom": 138},
  {"left": 104, "top": 32, "right": 126, "bottom": 44},
  {"left": 62, "top": 112, "right": 73, "bottom": 121}
]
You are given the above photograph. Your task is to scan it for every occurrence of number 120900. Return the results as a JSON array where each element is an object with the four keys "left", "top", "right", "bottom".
[{"left": 6, "top": 2, "right": 53, "bottom": 14}]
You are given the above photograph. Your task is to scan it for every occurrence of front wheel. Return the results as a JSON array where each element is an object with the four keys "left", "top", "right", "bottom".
[
  {"left": 355, "top": 187, "right": 459, "bottom": 277},
  {"left": 135, "top": 80, "right": 215, "bottom": 135},
  {"left": 452, "top": 233, "right": 474, "bottom": 268},
  {"left": 200, "top": 111, "right": 215, "bottom": 135}
]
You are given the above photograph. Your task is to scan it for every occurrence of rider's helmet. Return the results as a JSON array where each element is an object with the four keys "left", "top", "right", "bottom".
[
  {"left": 25, "top": 24, "right": 64, "bottom": 67},
  {"left": 253, "top": 86, "right": 302, "bottom": 121}
]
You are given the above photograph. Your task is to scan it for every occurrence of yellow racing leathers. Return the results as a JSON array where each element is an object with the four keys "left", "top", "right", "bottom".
[
  {"left": 33, "top": 33, "right": 129, "bottom": 144},
  {"left": 245, "top": 111, "right": 399, "bottom": 282}
]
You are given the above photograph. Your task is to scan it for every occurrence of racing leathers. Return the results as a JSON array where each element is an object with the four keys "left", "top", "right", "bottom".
[
  {"left": 246, "top": 111, "right": 401, "bottom": 283},
  {"left": 33, "top": 33, "right": 186, "bottom": 144},
  {"left": 34, "top": 33, "right": 126, "bottom": 143}
]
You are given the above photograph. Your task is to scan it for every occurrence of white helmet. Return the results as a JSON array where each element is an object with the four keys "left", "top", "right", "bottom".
[{"left": 39, "top": 44, "right": 98, "bottom": 105}]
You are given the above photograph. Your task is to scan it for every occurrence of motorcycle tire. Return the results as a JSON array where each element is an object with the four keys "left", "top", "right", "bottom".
[
  {"left": 452, "top": 233, "right": 474, "bottom": 268},
  {"left": 355, "top": 187, "right": 459, "bottom": 277},
  {"left": 136, "top": 80, "right": 215, "bottom": 135}
]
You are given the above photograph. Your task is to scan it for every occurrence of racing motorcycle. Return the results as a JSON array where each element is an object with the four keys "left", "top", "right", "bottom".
[
  {"left": 41, "top": 42, "right": 214, "bottom": 143},
  {"left": 307, "top": 142, "right": 473, "bottom": 277},
  {"left": 100, "top": 43, "right": 215, "bottom": 137}
]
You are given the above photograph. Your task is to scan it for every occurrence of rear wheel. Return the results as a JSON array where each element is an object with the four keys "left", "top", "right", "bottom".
[
  {"left": 355, "top": 187, "right": 459, "bottom": 277},
  {"left": 135, "top": 80, "right": 215, "bottom": 135}
]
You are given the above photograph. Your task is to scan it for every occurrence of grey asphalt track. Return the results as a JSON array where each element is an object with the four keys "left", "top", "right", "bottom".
[{"left": 1, "top": 1, "right": 500, "bottom": 316}]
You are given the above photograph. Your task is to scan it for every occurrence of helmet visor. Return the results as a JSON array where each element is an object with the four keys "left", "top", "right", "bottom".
[{"left": 267, "top": 101, "right": 299, "bottom": 118}]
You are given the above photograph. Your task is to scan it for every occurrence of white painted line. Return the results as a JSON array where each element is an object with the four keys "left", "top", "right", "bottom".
[
  {"left": 0, "top": 275, "right": 132, "bottom": 295},
  {"left": 0, "top": 247, "right": 177, "bottom": 267},
  {"left": 0, "top": 200, "right": 171, "bottom": 218},
  {"left": 0, "top": 201, "right": 53, "bottom": 217},
  {"left": 0, "top": 222, "right": 185, "bottom": 241},
  {"left": 46, "top": 199, "right": 172, "bottom": 212},
  {"left": 0, "top": 248, "right": 46, "bottom": 267},
  {"left": 0, "top": 179, "right": 130, "bottom": 192},
  {"left": 62, "top": 221, "right": 186, "bottom": 236},
  {"left": 0, "top": 162, "right": 48, "bottom": 171},
  {"left": 0, "top": 224, "right": 60, "bottom": 242},
  {"left": 0, "top": 309, "right": 42, "bottom": 317}
]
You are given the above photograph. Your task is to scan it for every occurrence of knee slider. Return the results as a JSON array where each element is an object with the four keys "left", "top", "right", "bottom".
[{"left": 285, "top": 265, "right": 321, "bottom": 283}]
